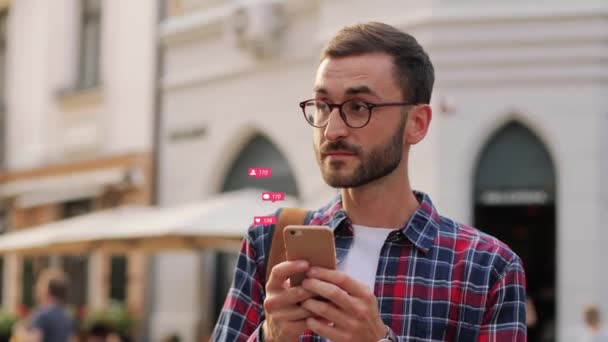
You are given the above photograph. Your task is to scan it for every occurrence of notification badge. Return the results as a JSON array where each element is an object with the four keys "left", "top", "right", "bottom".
[
  {"left": 261, "top": 192, "right": 285, "bottom": 203},
  {"left": 248, "top": 168, "right": 272, "bottom": 178},
  {"left": 253, "top": 216, "right": 277, "bottom": 225}
]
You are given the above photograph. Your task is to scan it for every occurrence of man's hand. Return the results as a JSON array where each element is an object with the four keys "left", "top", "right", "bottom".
[
  {"left": 300, "top": 267, "right": 387, "bottom": 342},
  {"left": 263, "top": 260, "right": 316, "bottom": 342}
]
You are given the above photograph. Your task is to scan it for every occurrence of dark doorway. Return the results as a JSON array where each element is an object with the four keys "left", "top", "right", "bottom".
[
  {"left": 475, "top": 204, "right": 555, "bottom": 341},
  {"left": 473, "top": 121, "right": 556, "bottom": 342}
]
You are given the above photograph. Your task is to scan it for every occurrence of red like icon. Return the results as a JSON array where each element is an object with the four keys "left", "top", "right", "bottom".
[{"left": 253, "top": 216, "right": 277, "bottom": 225}]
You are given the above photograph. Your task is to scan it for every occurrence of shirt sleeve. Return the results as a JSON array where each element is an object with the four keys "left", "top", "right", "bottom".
[
  {"left": 210, "top": 230, "right": 266, "bottom": 342},
  {"left": 30, "top": 310, "right": 47, "bottom": 333},
  {"left": 478, "top": 256, "right": 527, "bottom": 342}
]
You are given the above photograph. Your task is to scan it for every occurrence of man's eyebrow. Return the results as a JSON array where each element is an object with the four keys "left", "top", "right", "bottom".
[
  {"left": 345, "top": 85, "right": 377, "bottom": 97},
  {"left": 313, "top": 85, "right": 378, "bottom": 97},
  {"left": 313, "top": 86, "right": 328, "bottom": 94}
]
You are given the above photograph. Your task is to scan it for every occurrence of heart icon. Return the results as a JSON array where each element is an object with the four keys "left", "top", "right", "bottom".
[
  {"left": 255, "top": 218, "right": 261, "bottom": 223},
  {"left": 263, "top": 193, "right": 270, "bottom": 200}
]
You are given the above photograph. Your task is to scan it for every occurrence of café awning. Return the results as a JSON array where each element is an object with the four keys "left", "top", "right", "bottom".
[{"left": 0, "top": 188, "right": 297, "bottom": 255}]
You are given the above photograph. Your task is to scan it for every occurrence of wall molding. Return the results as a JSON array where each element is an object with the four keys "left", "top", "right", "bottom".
[{"left": 159, "top": 0, "right": 318, "bottom": 47}]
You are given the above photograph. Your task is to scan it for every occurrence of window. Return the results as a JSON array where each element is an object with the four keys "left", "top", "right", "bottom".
[
  {"left": 63, "top": 198, "right": 94, "bottom": 218},
  {"left": 109, "top": 255, "right": 127, "bottom": 302},
  {"left": 0, "top": 10, "right": 7, "bottom": 168},
  {"left": 0, "top": 10, "right": 7, "bottom": 111},
  {"left": 62, "top": 255, "right": 89, "bottom": 307},
  {"left": 22, "top": 258, "right": 35, "bottom": 308},
  {"left": 78, "top": 0, "right": 101, "bottom": 89},
  {"left": 21, "top": 257, "right": 50, "bottom": 309},
  {"left": 61, "top": 198, "right": 94, "bottom": 308}
]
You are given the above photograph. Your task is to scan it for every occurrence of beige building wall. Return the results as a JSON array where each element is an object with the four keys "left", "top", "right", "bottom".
[
  {"left": 6, "top": 0, "right": 156, "bottom": 169},
  {"left": 158, "top": 0, "right": 608, "bottom": 341},
  {"left": 0, "top": 0, "right": 158, "bottom": 330}
]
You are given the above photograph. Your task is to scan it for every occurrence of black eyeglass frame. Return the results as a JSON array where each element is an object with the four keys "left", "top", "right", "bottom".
[{"left": 299, "top": 99, "right": 417, "bottom": 128}]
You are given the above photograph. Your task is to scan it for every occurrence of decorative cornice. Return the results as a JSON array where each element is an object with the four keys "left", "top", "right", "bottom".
[
  {"left": 160, "top": 1, "right": 608, "bottom": 88},
  {"left": 159, "top": 0, "right": 319, "bottom": 47}
]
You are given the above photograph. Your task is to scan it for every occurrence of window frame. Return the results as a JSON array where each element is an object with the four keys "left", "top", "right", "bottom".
[{"left": 77, "top": 0, "right": 102, "bottom": 90}]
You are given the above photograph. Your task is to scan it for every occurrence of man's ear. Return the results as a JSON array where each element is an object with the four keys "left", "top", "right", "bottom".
[{"left": 405, "top": 104, "right": 432, "bottom": 145}]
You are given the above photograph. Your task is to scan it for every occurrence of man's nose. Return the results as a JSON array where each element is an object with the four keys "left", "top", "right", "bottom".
[{"left": 323, "top": 107, "right": 349, "bottom": 141}]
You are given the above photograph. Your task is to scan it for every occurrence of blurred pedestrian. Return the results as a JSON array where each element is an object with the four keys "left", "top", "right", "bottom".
[
  {"left": 581, "top": 305, "right": 608, "bottom": 342},
  {"left": 28, "top": 268, "right": 76, "bottom": 342}
]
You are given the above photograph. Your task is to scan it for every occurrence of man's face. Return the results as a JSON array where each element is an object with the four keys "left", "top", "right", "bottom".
[{"left": 312, "top": 53, "right": 408, "bottom": 188}]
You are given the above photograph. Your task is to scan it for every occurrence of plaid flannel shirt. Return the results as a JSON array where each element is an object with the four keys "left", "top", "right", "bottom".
[{"left": 211, "top": 191, "right": 527, "bottom": 341}]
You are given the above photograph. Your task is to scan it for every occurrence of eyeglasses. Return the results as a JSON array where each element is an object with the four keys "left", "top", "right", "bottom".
[{"left": 299, "top": 99, "right": 416, "bottom": 128}]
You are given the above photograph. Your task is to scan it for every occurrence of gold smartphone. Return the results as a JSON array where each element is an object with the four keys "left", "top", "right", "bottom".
[{"left": 283, "top": 225, "right": 337, "bottom": 287}]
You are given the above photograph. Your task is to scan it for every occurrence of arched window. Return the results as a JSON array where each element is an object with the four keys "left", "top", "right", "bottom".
[{"left": 474, "top": 121, "right": 555, "bottom": 205}]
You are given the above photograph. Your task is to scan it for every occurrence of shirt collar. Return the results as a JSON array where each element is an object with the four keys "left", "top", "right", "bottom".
[{"left": 310, "top": 190, "right": 441, "bottom": 254}]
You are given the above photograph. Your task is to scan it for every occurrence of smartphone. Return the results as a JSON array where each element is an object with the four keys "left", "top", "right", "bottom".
[{"left": 283, "top": 225, "right": 337, "bottom": 287}]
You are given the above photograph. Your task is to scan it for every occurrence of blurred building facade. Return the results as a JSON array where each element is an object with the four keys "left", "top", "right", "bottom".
[
  {"left": 158, "top": 0, "right": 608, "bottom": 341},
  {"left": 0, "top": 0, "right": 157, "bottom": 331}
]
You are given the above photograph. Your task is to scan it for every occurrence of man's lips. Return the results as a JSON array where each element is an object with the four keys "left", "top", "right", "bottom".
[{"left": 323, "top": 151, "right": 357, "bottom": 157}]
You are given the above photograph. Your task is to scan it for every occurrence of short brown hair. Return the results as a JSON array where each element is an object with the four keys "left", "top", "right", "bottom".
[
  {"left": 321, "top": 22, "right": 435, "bottom": 104},
  {"left": 36, "top": 268, "right": 68, "bottom": 302}
]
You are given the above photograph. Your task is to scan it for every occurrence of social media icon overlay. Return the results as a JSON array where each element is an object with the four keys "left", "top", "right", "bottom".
[
  {"left": 253, "top": 216, "right": 277, "bottom": 225},
  {"left": 248, "top": 168, "right": 272, "bottom": 178},
  {"left": 261, "top": 192, "right": 285, "bottom": 203}
]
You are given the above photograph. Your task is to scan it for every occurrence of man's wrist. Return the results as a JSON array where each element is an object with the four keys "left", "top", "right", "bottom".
[{"left": 377, "top": 324, "right": 398, "bottom": 342}]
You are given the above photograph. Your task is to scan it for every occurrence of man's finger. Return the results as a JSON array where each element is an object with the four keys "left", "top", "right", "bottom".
[
  {"left": 267, "top": 260, "right": 309, "bottom": 290},
  {"left": 301, "top": 278, "right": 353, "bottom": 311},
  {"left": 306, "top": 267, "right": 369, "bottom": 298},
  {"left": 274, "top": 306, "right": 314, "bottom": 321},
  {"left": 266, "top": 286, "right": 316, "bottom": 312},
  {"left": 300, "top": 298, "right": 353, "bottom": 328}
]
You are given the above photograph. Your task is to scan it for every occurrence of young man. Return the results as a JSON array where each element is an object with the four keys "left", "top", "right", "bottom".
[
  {"left": 29, "top": 269, "right": 76, "bottom": 342},
  {"left": 212, "top": 22, "right": 526, "bottom": 341}
]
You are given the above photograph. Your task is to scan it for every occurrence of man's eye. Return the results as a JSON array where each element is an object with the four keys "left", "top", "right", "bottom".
[
  {"left": 316, "top": 103, "right": 330, "bottom": 111},
  {"left": 349, "top": 102, "right": 368, "bottom": 112}
]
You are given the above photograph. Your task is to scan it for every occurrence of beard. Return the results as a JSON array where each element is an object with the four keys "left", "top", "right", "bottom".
[{"left": 314, "top": 115, "right": 407, "bottom": 188}]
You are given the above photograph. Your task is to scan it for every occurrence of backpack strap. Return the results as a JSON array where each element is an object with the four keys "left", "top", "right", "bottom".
[{"left": 265, "top": 208, "right": 309, "bottom": 284}]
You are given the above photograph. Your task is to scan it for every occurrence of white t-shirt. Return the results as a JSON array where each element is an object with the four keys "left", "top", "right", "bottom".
[{"left": 337, "top": 224, "right": 396, "bottom": 292}]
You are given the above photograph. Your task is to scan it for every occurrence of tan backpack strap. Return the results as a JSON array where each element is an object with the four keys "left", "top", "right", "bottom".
[{"left": 265, "top": 208, "right": 309, "bottom": 284}]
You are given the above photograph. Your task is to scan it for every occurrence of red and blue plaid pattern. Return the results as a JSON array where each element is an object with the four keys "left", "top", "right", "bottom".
[{"left": 211, "top": 191, "right": 527, "bottom": 341}]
